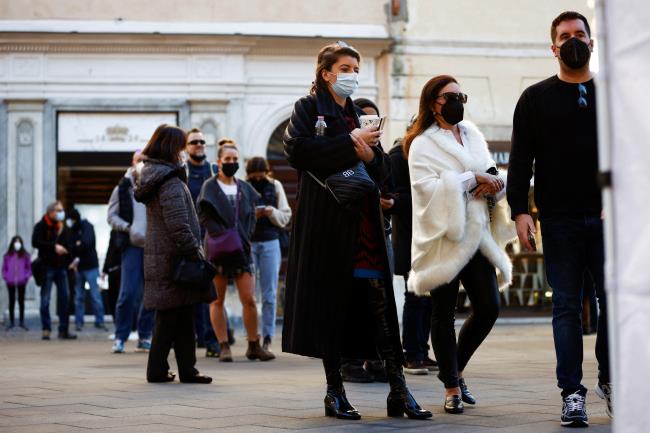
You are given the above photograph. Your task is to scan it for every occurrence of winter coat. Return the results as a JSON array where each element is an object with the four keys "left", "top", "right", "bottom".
[
  {"left": 31, "top": 216, "right": 71, "bottom": 269},
  {"left": 2, "top": 252, "right": 32, "bottom": 286},
  {"left": 281, "top": 89, "right": 402, "bottom": 361},
  {"left": 388, "top": 144, "right": 413, "bottom": 276},
  {"left": 408, "top": 121, "right": 516, "bottom": 296},
  {"left": 68, "top": 220, "right": 100, "bottom": 271},
  {"left": 134, "top": 158, "right": 216, "bottom": 311},
  {"left": 107, "top": 168, "right": 147, "bottom": 248},
  {"left": 196, "top": 177, "right": 260, "bottom": 257}
]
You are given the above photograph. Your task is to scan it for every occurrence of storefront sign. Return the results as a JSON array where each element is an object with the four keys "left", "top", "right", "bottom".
[{"left": 58, "top": 112, "right": 178, "bottom": 152}]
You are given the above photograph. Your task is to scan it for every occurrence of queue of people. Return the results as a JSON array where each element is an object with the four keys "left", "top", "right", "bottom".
[{"left": 3, "top": 8, "right": 610, "bottom": 429}]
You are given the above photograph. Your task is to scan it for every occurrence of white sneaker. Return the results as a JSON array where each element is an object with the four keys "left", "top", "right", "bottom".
[
  {"left": 112, "top": 339, "right": 125, "bottom": 353},
  {"left": 595, "top": 382, "right": 612, "bottom": 418}
]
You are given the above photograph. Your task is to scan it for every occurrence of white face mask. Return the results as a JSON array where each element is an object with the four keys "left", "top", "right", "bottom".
[
  {"left": 331, "top": 72, "right": 359, "bottom": 98},
  {"left": 66, "top": 219, "right": 75, "bottom": 228},
  {"left": 13, "top": 242, "right": 22, "bottom": 251},
  {"left": 55, "top": 210, "right": 65, "bottom": 222}
]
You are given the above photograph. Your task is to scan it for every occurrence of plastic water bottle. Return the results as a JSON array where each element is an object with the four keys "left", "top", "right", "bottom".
[{"left": 315, "top": 116, "right": 327, "bottom": 136}]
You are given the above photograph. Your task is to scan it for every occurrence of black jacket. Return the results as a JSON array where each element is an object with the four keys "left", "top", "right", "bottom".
[
  {"left": 68, "top": 220, "right": 100, "bottom": 271},
  {"left": 196, "top": 178, "right": 260, "bottom": 256},
  {"left": 31, "top": 216, "right": 71, "bottom": 269},
  {"left": 281, "top": 89, "right": 402, "bottom": 362},
  {"left": 388, "top": 144, "right": 413, "bottom": 276}
]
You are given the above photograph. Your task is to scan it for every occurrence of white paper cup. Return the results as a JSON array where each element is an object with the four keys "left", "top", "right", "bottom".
[{"left": 359, "top": 114, "right": 380, "bottom": 129}]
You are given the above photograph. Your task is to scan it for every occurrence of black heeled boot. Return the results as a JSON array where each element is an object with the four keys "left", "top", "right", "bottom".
[
  {"left": 323, "top": 358, "right": 361, "bottom": 420},
  {"left": 367, "top": 279, "right": 432, "bottom": 420}
]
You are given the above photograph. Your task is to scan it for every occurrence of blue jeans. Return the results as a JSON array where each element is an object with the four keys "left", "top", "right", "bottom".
[
  {"left": 74, "top": 267, "right": 105, "bottom": 327},
  {"left": 401, "top": 276, "right": 432, "bottom": 362},
  {"left": 114, "top": 246, "right": 154, "bottom": 342},
  {"left": 41, "top": 267, "right": 70, "bottom": 332},
  {"left": 252, "top": 239, "right": 281, "bottom": 339},
  {"left": 541, "top": 214, "right": 610, "bottom": 396}
]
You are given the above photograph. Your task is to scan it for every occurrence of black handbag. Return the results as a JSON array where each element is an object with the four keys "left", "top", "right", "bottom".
[
  {"left": 31, "top": 257, "right": 46, "bottom": 287},
  {"left": 307, "top": 161, "right": 376, "bottom": 210},
  {"left": 171, "top": 255, "right": 217, "bottom": 290}
]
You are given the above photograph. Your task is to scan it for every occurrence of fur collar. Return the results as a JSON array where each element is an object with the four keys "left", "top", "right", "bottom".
[{"left": 422, "top": 120, "right": 492, "bottom": 172}]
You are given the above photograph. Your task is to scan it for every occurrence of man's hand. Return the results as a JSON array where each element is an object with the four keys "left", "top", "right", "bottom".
[
  {"left": 380, "top": 197, "right": 394, "bottom": 210},
  {"left": 515, "top": 214, "right": 536, "bottom": 252},
  {"left": 55, "top": 244, "right": 68, "bottom": 256}
]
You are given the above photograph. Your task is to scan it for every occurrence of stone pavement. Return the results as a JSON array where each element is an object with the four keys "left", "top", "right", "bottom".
[{"left": 0, "top": 323, "right": 611, "bottom": 433}]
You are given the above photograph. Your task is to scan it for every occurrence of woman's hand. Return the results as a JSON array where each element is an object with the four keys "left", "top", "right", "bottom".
[
  {"left": 473, "top": 173, "right": 504, "bottom": 198},
  {"left": 351, "top": 126, "right": 382, "bottom": 146},
  {"left": 350, "top": 133, "right": 375, "bottom": 163}
]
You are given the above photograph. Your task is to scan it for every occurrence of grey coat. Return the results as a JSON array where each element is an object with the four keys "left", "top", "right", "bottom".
[{"left": 134, "top": 158, "right": 216, "bottom": 311}]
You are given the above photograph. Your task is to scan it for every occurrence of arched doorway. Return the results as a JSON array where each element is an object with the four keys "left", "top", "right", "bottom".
[{"left": 266, "top": 119, "right": 298, "bottom": 211}]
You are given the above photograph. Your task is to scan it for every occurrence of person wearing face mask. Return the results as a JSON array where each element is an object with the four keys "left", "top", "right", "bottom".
[
  {"left": 507, "top": 11, "right": 610, "bottom": 426},
  {"left": 2, "top": 235, "right": 32, "bottom": 331},
  {"left": 405, "top": 75, "right": 514, "bottom": 415},
  {"left": 197, "top": 145, "right": 275, "bottom": 362},
  {"left": 134, "top": 124, "right": 215, "bottom": 384},
  {"left": 245, "top": 157, "right": 292, "bottom": 353},
  {"left": 32, "top": 200, "right": 77, "bottom": 340},
  {"left": 65, "top": 208, "right": 105, "bottom": 332},
  {"left": 282, "top": 42, "right": 431, "bottom": 421}
]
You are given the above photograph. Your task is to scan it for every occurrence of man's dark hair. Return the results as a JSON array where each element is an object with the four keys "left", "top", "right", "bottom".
[{"left": 551, "top": 11, "right": 591, "bottom": 43}]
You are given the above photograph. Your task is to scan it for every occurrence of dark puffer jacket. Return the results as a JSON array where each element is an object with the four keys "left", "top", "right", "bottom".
[{"left": 134, "top": 158, "right": 215, "bottom": 311}]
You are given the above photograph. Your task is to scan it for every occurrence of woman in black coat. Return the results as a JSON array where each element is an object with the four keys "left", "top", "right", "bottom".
[{"left": 282, "top": 42, "right": 431, "bottom": 421}]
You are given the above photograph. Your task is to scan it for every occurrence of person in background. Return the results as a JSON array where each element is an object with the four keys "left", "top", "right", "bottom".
[
  {"left": 389, "top": 127, "right": 437, "bottom": 376},
  {"left": 406, "top": 75, "right": 512, "bottom": 414},
  {"left": 32, "top": 201, "right": 77, "bottom": 340},
  {"left": 2, "top": 235, "right": 32, "bottom": 330},
  {"left": 102, "top": 230, "right": 123, "bottom": 321},
  {"left": 197, "top": 144, "right": 275, "bottom": 362},
  {"left": 107, "top": 151, "right": 155, "bottom": 353},
  {"left": 135, "top": 124, "right": 214, "bottom": 384},
  {"left": 66, "top": 207, "right": 106, "bottom": 331},
  {"left": 282, "top": 41, "right": 431, "bottom": 421},
  {"left": 246, "top": 156, "right": 292, "bottom": 352},
  {"left": 507, "top": 11, "right": 611, "bottom": 425},
  {"left": 183, "top": 127, "right": 223, "bottom": 358}
]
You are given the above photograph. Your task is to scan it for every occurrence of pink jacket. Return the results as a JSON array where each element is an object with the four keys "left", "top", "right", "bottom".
[{"left": 2, "top": 252, "right": 32, "bottom": 286}]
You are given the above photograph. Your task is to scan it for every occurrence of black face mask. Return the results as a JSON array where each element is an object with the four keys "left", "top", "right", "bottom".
[
  {"left": 250, "top": 178, "right": 270, "bottom": 192},
  {"left": 439, "top": 98, "right": 464, "bottom": 125},
  {"left": 189, "top": 153, "right": 206, "bottom": 162},
  {"left": 559, "top": 38, "right": 591, "bottom": 70},
  {"left": 221, "top": 162, "right": 239, "bottom": 178}
]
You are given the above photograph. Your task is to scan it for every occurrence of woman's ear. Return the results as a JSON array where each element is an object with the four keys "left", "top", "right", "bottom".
[{"left": 322, "top": 69, "right": 333, "bottom": 84}]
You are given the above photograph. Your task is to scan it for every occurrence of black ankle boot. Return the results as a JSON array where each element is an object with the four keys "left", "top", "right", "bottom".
[
  {"left": 324, "top": 386, "right": 361, "bottom": 420},
  {"left": 385, "top": 367, "right": 432, "bottom": 420}
]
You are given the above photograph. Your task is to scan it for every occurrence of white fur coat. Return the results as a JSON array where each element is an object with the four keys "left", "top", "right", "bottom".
[{"left": 407, "top": 120, "right": 516, "bottom": 296}]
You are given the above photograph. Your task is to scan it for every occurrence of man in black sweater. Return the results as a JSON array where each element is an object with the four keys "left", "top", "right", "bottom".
[{"left": 507, "top": 11, "right": 611, "bottom": 427}]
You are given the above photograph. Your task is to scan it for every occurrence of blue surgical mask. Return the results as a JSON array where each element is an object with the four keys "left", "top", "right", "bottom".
[
  {"left": 331, "top": 72, "right": 359, "bottom": 98},
  {"left": 55, "top": 210, "right": 65, "bottom": 222}
]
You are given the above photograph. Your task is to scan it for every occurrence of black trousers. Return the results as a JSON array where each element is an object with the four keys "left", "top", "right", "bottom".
[
  {"left": 147, "top": 304, "right": 198, "bottom": 381},
  {"left": 6, "top": 284, "right": 26, "bottom": 324},
  {"left": 430, "top": 252, "right": 500, "bottom": 389}
]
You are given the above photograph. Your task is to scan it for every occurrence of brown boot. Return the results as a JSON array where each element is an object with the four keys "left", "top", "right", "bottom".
[
  {"left": 219, "top": 342, "right": 233, "bottom": 362},
  {"left": 246, "top": 338, "right": 275, "bottom": 361}
]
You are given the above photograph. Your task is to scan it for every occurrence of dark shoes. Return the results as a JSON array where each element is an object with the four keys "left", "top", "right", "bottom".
[
  {"left": 444, "top": 395, "right": 464, "bottom": 414},
  {"left": 205, "top": 342, "right": 220, "bottom": 358},
  {"left": 459, "top": 378, "right": 476, "bottom": 405},
  {"left": 364, "top": 360, "right": 388, "bottom": 383},
  {"left": 561, "top": 391, "right": 588, "bottom": 427},
  {"left": 180, "top": 374, "right": 212, "bottom": 384},
  {"left": 42, "top": 330, "right": 51, "bottom": 340},
  {"left": 324, "top": 388, "right": 361, "bottom": 420},
  {"left": 147, "top": 371, "right": 176, "bottom": 383},
  {"left": 58, "top": 331, "right": 77, "bottom": 340},
  {"left": 387, "top": 390, "right": 433, "bottom": 419},
  {"left": 227, "top": 327, "right": 236, "bottom": 345},
  {"left": 424, "top": 357, "right": 439, "bottom": 371},
  {"left": 404, "top": 360, "right": 428, "bottom": 375},
  {"left": 246, "top": 338, "right": 275, "bottom": 361},
  {"left": 341, "top": 362, "right": 374, "bottom": 383}
]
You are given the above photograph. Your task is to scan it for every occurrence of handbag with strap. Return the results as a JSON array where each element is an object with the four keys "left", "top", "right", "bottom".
[
  {"left": 171, "top": 255, "right": 216, "bottom": 290},
  {"left": 307, "top": 161, "right": 376, "bottom": 210},
  {"left": 205, "top": 181, "right": 245, "bottom": 264}
]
